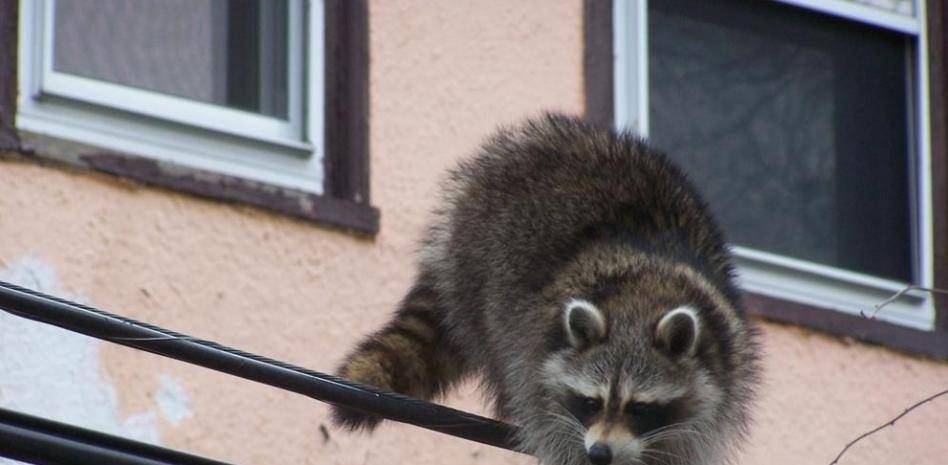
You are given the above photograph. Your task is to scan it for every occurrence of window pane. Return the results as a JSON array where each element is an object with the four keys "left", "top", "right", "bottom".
[
  {"left": 648, "top": 0, "right": 914, "bottom": 282},
  {"left": 52, "top": 0, "right": 289, "bottom": 118}
]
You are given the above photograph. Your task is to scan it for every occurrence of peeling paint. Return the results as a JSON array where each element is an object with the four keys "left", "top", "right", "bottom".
[
  {"left": 156, "top": 374, "right": 191, "bottom": 424},
  {"left": 80, "top": 152, "right": 379, "bottom": 235},
  {"left": 0, "top": 255, "right": 161, "bottom": 446}
]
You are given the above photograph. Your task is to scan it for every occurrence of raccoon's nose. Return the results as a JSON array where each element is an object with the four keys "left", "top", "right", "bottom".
[{"left": 587, "top": 443, "right": 612, "bottom": 465}]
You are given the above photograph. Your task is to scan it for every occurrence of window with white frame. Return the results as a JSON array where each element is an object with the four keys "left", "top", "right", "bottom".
[
  {"left": 17, "top": 0, "right": 326, "bottom": 194},
  {"left": 614, "top": 0, "right": 935, "bottom": 329}
]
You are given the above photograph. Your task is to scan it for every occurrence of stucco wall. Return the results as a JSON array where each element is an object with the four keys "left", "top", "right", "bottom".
[{"left": 1, "top": 1, "right": 947, "bottom": 465}]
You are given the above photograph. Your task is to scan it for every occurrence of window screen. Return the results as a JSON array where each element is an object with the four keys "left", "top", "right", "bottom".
[
  {"left": 649, "top": 0, "right": 914, "bottom": 282},
  {"left": 53, "top": 0, "right": 289, "bottom": 118}
]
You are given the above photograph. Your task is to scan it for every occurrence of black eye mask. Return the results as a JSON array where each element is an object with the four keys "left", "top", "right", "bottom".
[
  {"left": 625, "top": 398, "right": 689, "bottom": 436},
  {"left": 564, "top": 393, "right": 603, "bottom": 427}
]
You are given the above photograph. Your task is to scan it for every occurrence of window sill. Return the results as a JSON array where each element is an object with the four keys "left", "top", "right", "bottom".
[
  {"left": 4, "top": 144, "right": 379, "bottom": 236},
  {"left": 745, "top": 292, "right": 948, "bottom": 360}
]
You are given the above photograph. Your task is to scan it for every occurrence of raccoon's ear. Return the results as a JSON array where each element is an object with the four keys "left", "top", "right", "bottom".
[
  {"left": 564, "top": 299, "right": 607, "bottom": 350},
  {"left": 655, "top": 306, "right": 700, "bottom": 358}
]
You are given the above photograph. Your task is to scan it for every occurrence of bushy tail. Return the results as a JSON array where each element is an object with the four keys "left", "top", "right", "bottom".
[{"left": 331, "top": 282, "right": 466, "bottom": 431}]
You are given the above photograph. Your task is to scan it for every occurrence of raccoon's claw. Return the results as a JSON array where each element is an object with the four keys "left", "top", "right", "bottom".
[{"left": 330, "top": 404, "right": 383, "bottom": 432}]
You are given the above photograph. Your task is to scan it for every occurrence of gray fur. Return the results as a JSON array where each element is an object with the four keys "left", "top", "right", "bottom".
[{"left": 333, "top": 113, "right": 760, "bottom": 465}]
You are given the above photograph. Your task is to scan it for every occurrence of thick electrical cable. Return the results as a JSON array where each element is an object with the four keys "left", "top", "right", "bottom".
[
  {"left": 0, "top": 407, "right": 235, "bottom": 465},
  {"left": 0, "top": 280, "right": 520, "bottom": 454}
]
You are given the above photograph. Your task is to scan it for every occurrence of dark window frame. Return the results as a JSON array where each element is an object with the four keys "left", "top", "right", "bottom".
[
  {"left": 584, "top": 0, "right": 948, "bottom": 359},
  {"left": 0, "top": 0, "right": 378, "bottom": 236}
]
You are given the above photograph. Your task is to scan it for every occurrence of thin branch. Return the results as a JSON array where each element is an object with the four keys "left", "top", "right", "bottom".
[
  {"left": 828, "top": 287, "right": 948, "bottom": 464},
  {"left": 828, "top": 388, "right": 948, "bottom": 464},
  {"left": 860, "top": 284, "right": 948, "bottom": 320}
]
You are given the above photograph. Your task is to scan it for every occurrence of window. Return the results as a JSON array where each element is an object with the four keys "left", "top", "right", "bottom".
[
  {"left": 608, "top": 0, "right": 938, "bottom": 332},
  {"left": 48, "top": 0, "right": 301, "bottom": 143},
  {"left": 15, "top": 0, "right": 375, "bottom": 233}
]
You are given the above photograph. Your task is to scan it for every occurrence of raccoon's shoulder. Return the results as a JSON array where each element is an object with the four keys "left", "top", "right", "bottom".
[{"left": 430, "top": 113, "right": 732, "bottom": 293}]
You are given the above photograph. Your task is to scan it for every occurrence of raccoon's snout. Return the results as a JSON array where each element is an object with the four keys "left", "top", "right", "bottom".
[{"left": 587, "top": 443, "right": 612, "bottom": 465}]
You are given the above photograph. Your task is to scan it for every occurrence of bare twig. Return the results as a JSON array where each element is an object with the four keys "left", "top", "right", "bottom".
[
  {"left": 826, "top": 287, "right": 948, "bottom": 464},
  {"left": 828, "top": 388, "right": 948, "bottom": 464},
  {"left": 860, "top": 285, "right": 948, "bottom": 320}
]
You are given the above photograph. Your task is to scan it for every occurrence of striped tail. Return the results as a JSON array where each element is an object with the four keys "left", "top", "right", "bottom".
[{"left": 331, "top": 282, "right": 466, "bottom": 431}]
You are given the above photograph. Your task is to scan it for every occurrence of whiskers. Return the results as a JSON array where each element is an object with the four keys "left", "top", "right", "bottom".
[
  {"left": 641, "top": 422, "right": 707, "bottom": 446},
  {"left": 516, "top": 410, "right": 722, "bottom": 465},
  {"left": 616, "top": 421, "right": 715, "bottom": 465},
  {"left": 517, "top": 408, "right": 588, "bottom": 465}
]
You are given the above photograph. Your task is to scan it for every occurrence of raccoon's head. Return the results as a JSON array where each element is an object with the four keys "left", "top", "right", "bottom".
[{"left": 537, "top": 294, "right": 752, "bottom": 465}]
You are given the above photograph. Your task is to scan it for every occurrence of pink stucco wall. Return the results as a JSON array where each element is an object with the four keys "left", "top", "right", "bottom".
[{"left": 1, "top": 1, "right": 947, "bottom": 465}]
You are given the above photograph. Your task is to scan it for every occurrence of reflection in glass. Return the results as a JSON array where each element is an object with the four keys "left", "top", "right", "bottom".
[
  {"left": 649, "top": 0, "right": 913, "bottom": 281},
  {"left": 53, "top": 0, "right": 289, "bottom": 118}
]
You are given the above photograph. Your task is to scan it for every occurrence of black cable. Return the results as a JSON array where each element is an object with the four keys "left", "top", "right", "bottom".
[
  {"left": 0, "top": 280, "right": 521, "bottom": 453},
  {"left": 0, "top": 407, "right": 235, "bottom": 465}
]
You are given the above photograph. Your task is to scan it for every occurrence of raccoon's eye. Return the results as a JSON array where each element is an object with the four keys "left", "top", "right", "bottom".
[
  {"left": 625, "top": 401, "right": 669, "bottom": 435},
  {"left": 565, "top": 395, "right": 604, "bottom": 425},
  {"left": 581, "top": 397, "right": 603, "bottom": 413},
  {"left": 625, "top": 401, "right": 653, "bottom": 417}
]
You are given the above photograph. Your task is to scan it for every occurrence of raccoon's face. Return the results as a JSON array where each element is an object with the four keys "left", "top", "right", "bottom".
[{"left": 540, "top": 298, "right": 724, "bottom": 465}]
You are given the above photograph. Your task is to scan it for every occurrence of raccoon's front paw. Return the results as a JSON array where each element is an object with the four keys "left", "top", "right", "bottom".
[
  {"left": 331, "top": 358, "right": 393, "bottom": 431},
  {"left": 330, "top": 404, "right": 383, "bottom": 431}
]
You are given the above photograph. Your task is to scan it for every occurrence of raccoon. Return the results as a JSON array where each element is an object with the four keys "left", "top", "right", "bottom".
[{"left": 332, "top": 113, "right": 760, "bottom": 465}]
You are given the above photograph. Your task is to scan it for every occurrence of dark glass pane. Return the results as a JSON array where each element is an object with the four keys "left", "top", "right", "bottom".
[
  {"left": 53, "top": 0, "right": 289, "bottom": 118},
  {"left": 648, "top": 0, "right": 913, "bottom": 282}
]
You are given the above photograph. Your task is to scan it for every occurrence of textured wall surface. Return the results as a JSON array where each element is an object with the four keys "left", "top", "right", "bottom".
[{"left": 1, "top": 1, "right": 947, "bottom": 465}]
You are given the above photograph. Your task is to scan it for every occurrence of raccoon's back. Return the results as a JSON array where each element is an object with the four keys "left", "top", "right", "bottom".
[{"left": 425, "top": 113, "right": 735, "bottom": 303}]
